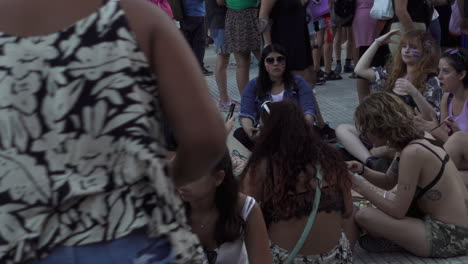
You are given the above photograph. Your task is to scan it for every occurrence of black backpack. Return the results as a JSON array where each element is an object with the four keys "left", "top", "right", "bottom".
[{"left": 334, "top": 0, "right": 356, "bottom": 19}]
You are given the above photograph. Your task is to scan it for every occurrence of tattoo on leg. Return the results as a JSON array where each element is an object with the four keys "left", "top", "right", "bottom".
[{"left": 425, "top": 189, "right": 442, "bottom": 201}]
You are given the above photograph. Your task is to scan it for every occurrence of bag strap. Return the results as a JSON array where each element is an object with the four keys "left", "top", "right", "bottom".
[{"left": 284, "top": 165, "right": 323, "bottom": 264}]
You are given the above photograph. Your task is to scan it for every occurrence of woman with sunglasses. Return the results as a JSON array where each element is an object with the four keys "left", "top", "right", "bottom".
[
  {"left": 335, "top": 29, "right": 442, "bottom": 172},
  {"left": 235, "top": 44, "right": 318, "bottom": 151},
  {"left": 179, "top": 150, "right": 272, "bottom": 264},
  {"left": 348, "top": 92, "right": 468, "bottom": 257},
  {"left": 241, "top": 100, "right": 358, "bottom": 263}
]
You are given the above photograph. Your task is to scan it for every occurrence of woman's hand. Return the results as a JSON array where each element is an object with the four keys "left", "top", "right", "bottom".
[
  {"left": 244, "top": 126, "right": 260, "bottom": 140},
  {"left": 375, "top": 29, "right": 401, "bottom": 45},
  {"left": 413, "top": 108, "right": 439, "bottom": 131},
  {"left": 225, "top": 115, "right": 236, "bottom": 134},
  {"left": 444, "top": 117, "right": 460, "bottom": 134},
  {"left": 346, "top": 161, "right": 364, "bottom": 174},
  {"left": 394, "top": 78, "right": 418, "bottom": 97}
]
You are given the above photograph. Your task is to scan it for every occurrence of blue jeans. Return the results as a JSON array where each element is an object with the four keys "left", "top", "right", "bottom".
[{"left": 28, "top": 231, "right": 173, "bottom": 264}]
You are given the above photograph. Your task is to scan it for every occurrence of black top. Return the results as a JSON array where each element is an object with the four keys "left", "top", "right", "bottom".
[
  {"left": 406, "top": 138, "right": 448, "bottom": 218},
  {"left": 206, "top": 0, "right": 227, "bottom": 29},
  {"left": 392, "top": 0, "right": 433, "bottom": 26}
]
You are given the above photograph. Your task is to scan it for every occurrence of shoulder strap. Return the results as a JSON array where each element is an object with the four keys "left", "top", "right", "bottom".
[
  {"left": 284, "top": 165, "right": 322, "bottom": 264},
  {"left": 408, "top": 142, "right": 449, "bottom": 200}
]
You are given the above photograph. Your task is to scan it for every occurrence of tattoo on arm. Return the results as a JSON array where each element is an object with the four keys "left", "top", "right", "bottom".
[{"left": 425, "top": 189, "right": 442, "bottom": 201}]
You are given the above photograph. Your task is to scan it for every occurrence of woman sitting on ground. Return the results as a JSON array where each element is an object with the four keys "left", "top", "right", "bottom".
[
  {"left": 235, "top": 44, "right": 320, "bottom": 151},
  {"left": 336, "top": 29, "right": 441, "bottom": 171},
  {"left": 179, "top": 150, "right": 272, "bottom": 264},
  {"left": 445, "top": 131, "right": 468, "bottom": 187},
  {"left": 348, "top": 92, "right": 468, "bottom": 258},
  {"left": 241, "top": 101, "right": 358, "bottom": 263},
  {"left": 414, "top": 48, "right": 468, "bottom": 142}
]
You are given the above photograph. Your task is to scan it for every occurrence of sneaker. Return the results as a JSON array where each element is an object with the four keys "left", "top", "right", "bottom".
[
  {"left": 359, "top": 235, "right": 402, "bottom": 253},
  {"left": 325, "top": 71, "right": 342, "bottom": 81},
  {"left": 316, "top": 70, "right": 326, "bottom": 85},
  {"left": 365, "top": 157, "right": 391, "bottom": 173},
  {"left": 320, "top": 124, "right": 337, "bottom": 143},
  {"left": 344, "top": 63, "right": 354, "bottom": 73},
  {"left": 334, "top": 64, "right": 342, "bottom": 74},
  {"left": 202, "top": 67, "right": 213, "bottom": 76}
]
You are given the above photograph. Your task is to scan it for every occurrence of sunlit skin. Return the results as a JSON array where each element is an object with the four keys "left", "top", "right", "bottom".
[
  {"left": 438, "top": 58, "right": 465, "bottom": 93},
  {"left": 400, "top": 40, "right": 421, "bottom": 66}
]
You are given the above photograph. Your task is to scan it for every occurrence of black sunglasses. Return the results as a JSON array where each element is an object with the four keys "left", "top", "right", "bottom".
[{"left": 265, "top": 55, "right": 286, "bottom": 65}]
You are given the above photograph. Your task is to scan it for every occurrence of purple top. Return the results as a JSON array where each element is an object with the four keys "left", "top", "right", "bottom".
[{"left": 448, "top": 95, "right": 468, "bottom": 132}]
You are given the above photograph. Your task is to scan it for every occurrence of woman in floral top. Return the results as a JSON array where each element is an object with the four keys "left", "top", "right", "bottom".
[
  {"left": 336, "top": 29, "right": 442, "bottom": 172},
  {"left": 0, "top": 0, "right": 226, "bottom": 263}
]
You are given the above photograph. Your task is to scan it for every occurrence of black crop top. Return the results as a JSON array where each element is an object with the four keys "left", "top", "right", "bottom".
[{"left": 406, "top": 138, "right": 448, "bottom": 218}]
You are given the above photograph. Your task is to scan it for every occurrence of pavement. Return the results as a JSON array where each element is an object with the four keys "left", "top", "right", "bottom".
[{"left": 202, "top": 45, "right": 468, "bottom": 263}]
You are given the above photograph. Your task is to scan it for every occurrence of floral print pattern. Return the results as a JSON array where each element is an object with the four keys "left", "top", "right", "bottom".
[{"left": 0, "top": 0, "right": 202, "bottom": 263}]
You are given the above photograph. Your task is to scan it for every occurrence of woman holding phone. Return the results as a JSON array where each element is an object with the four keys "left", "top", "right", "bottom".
[{"left": 235, "top": 44, "right": 318, "bottom": 151}]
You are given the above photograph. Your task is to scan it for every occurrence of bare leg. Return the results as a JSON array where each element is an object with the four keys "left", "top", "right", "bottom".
[
  {"left": 355, "top": 207, "right": 430, "bottom": 257},
  {"left": 324, "top": 40, "right": 333, "bottom": 73},
  {"left": 444, "top": 131, "right": 468, "bottom": 187},
  {"left": 313, "top": 29, "right": 325, "bottom": 72},
  {"left": 335, "top": 124, "right": 372, "bottom": 162},
  {"left": 234, "top": 52, "right": 251, "bottom": 95},
  {"left": 215, "top": 53, "right": 231, "bottom": 104},
  {"left": 333, "top": 26, "right": 342, "bottom": 67}
]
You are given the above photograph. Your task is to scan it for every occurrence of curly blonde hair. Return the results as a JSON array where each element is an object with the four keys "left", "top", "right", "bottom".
[
  {"left": 354, "top": 92, "right": 423, "bottom": 151},
  {"left": 385, "top": 30, "right": 439, "bottom": 94}
]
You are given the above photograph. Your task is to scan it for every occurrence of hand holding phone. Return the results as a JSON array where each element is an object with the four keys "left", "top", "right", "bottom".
[{"left": 225, "top": 103, "right": 236, "bottom": 122}]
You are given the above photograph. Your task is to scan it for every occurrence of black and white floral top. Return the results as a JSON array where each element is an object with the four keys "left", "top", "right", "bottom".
[
  {"left": 0, "top": 0, "right": 202, "bottom": 263},
  {"left": 370, "top": 66, "right": 443, "bottom": 116}
]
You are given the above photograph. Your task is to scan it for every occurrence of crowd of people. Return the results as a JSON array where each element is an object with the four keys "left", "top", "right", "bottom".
[{"left": 0, "top": 0, "right": 468, "bottom": 263}]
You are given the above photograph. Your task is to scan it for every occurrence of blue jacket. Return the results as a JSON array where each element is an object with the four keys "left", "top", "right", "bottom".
[{"left": 239, "top": 75, "right": 317, "bottom": 126}]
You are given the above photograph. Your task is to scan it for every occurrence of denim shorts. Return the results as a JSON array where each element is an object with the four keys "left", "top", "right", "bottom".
[
  {"left": 27, "top": 231, "right": 173, "bottom": 264},
  {"left": 211, "top": 28, "right": 228, "bottom": 55}
]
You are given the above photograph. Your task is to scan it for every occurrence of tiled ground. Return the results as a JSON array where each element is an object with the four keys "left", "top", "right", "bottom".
[{"left": 203, "top": 47, "right": 468, "bottom": 263}]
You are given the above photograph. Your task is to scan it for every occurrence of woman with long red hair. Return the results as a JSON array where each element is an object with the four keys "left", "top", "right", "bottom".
[{"left": 241, "top": 100, "right": 358, "bottom": 263}]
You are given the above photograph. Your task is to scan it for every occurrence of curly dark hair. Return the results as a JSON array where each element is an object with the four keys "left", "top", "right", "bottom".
[
  {"left": 185, "top": 150, "right": 245, "bottom": 246},
  {"left": 241, "top": 100, "right": 351, "bottom": 222},
  {"left": 354, "top": 92, "right": 423, "bottom": 151},
  {"left": 256, "top": 44, "right": 296, "bottom": 98}
]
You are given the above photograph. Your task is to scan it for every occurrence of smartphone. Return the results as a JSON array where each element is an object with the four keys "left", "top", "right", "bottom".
[{"left": 225, "top": 103, "right": 236, "bottom": 122}]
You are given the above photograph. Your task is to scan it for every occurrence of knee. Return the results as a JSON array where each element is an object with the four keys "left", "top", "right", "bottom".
[{"left": 355, "top": 207, "right": 374, "bottom": 227}]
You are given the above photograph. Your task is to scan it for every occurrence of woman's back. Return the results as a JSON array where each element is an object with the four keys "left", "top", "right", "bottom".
[
  {"left": 406, "top": 137, "right": 468, "bottom": 227},
  {"left": 264, "top": 166, "right": 348, "bottom": 255}
]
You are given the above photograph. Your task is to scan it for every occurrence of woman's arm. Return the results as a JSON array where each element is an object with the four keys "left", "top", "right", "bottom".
[
  {"left": 259, "top": 0, "right": 276, "bottom": 46},
  {"left": 394, "top": 0, "right": 415, "bottom": 32},
  {"left": 240, "top": 79, "right": 260, "bottom": 138},
  {"left": 244, "top": 202, "right": 273, "bottom": 264},
  {"left": 353, "top": 146, "right": 421, "bottom": 219},
  {"left": 295, "top": 76, "right": 317, "bottom": 125},
  {"left": 122, "top": 0, "right": 226, "bottom": 187},
  {"left": 354, "top": 29, "right": 400, "bottom": 81},
  {"left": 342, "top": 184, "right": 354, "bottom": 219},
  {"left": 347, "top": 154, "right": 399, "bottom": 191},
  {"left": 413, "top": 93, "right": 450, "bottom": 142}
]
